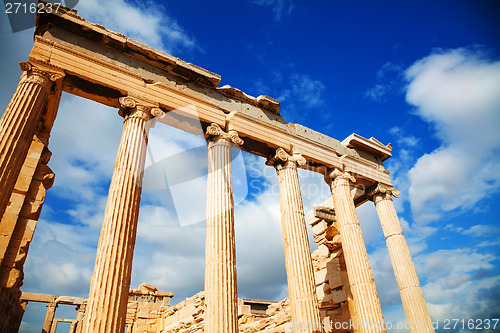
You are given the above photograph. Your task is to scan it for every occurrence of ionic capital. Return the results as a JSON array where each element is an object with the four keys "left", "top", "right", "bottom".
[
  {"left": 367, "top": 183, "right": 400, "bottom": 203},
  {"left": 324, "top": 168, "right": 356, "bottom": 186},
  {"left": 19, "top": 61, "right": 65, "bottom": 87},
  {"left": 266, "top": 147, "right": 306, "bottom": 170},
  {"left": 205, "top": 123, "right": 244, "bottom": 146},
  {"left": 119, "top": 96, "right": 163, "bottom": 121}
]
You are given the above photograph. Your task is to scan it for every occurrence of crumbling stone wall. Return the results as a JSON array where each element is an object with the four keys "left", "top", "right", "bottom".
[
  {"left": 126, "top": 283, "right": 174, "bottom": 333},
  {"left": 239, "top": 298, "right": 291, "bottom": 333},
  {"left": 161, "top": 292, "right": 292, "bottom": 333},
  {"left": 310, "top": 206, "right": 355, "bottom": 332},
  {"left": 0, "top": 134, "right": 54, "bottom": 332},
  {"left": 161, "top": 292, "right": 205, "bottom": 332}
]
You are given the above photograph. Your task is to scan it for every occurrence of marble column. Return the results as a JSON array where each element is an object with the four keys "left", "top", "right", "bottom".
[
  {"left": 368, "top": 184, "right": 434, "bottom": 333},
  {"left": 0, "top": 62, "right": 63, "bottom": 220},
  {"left": 204, "top": 123, "right": 243, "bottom": 333},
  {"left": 42, "top": 302, "right": 57, "bottom": 333},
  {"left": 269, "top": 148, "right": 321, "bottom": 333},
  {"left": 82, "top": 97, "right": 163, "bottom": 333},
  {"left": 325, "top": 169, "right": 385, "bottom": 333}
]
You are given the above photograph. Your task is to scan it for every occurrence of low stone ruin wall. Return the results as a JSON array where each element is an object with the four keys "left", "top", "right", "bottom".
[{"left": 161, "top": 292, "right": 292, "bottom": 333}]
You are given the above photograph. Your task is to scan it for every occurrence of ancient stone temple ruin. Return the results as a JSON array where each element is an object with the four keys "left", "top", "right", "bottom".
[{"left": 0, "top": 2, "right": 434, "bottom": 332}]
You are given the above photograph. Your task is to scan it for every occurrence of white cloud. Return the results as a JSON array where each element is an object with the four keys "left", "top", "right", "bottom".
[
  {"left": 387, "top": 126, "right": 421, "bottom": 183},
  {"left": 131, "top": 204, "right": 207, "bottom": 302},
  {"left": 462, "top": 224, "right": 500, "bottom": 237},
  {"left": 252, "top": 0, "right": 294, "bottom": 21},
  {"left": 415, "top": 248, "right": 500, "bottom": 321},
  {"left": 356, "top": 203, "right": 384, "bottom": 247},
  {"left": 48, "top": 96, "right": 122, "bottom": 201},
  {"left": 365, "top": 62, "right": 404, "bottom": 101},
  {"left": 234, "top": 188, "right": 288, "bottom": 300},
  {"left": 0, "top": 20, "right": 33, "bottom": 111},
  {"left": 385, "top": 127, "right": 423, "bottom": 214},
  {"left": 406, "top": 48, "right": 500, "bottom": 146},
  {"left": 76, "top": 0, "right": 197, "bottom": 53},
  {"left": 290, "top": 74, "right": 326, "bottom": 109},
  {"left": 275, "top": 73, "right": 327, "bottom": 122},
  {"left": 443, "top": 223, "right": 500, "bottom": 238},
  {"left": 405, "top": 48, "right": 500, "bottom": 224},
  {"left": 368, "top": 246, "right": 400, "bottom": 306},
  {"left": 419, "top": 248, "right": 495, "bottom": 282},
  {"left": 23, "top": 234, "right": 95, "bottom": 297},
  {"left": 477, "top": 239, "right": 500, "bottom": 248},
  {"left": 443, "top": 223, "right": 464, "bottom": 233},
  {"left": 367, "top": 228, "right": 500, "bottom": 330},
  {"left": 365, "top": 84, "right": 388, "bottom": 101},
  {"left": 389, "top": 126, "right": 420, "bottom": 148},
  {"left": 277, "top": 73, "right": 326, "bottom": 109}
]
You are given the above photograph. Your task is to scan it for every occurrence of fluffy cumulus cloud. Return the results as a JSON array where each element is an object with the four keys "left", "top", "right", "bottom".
[
  {"left": 405, "top": 48, "right": 500, "bottom": 224},
  {"left": 416, "top": 248, "right": 500, "bottom": 322}
]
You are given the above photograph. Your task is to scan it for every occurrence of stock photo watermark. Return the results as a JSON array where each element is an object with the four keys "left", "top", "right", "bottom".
[
  {"left": 290, "top": 318, "right": 500, "bottom": 331},
  {"left": 3, "top": 0, "right": 79, "bottom": 32},
  {"left": 140, "top": 105, "right": 249, "bottom": 227},
  {"left": 137, "top": 104, "right": 370, "bottom": 228}
]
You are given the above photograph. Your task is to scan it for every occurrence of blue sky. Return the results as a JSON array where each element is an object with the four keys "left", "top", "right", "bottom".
[{"left": 1, "top": 0, "right": 500, "bottom": 332}]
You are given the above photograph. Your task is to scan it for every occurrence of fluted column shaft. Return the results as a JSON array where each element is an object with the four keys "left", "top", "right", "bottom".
[
  {"left": 371, "top": 186, "right": 434, "bottom": 332},
  {"left": 204, "top": 123, "right": 242, "bottom": 333},
  {"left": 272, "top": 148, "right": 321, "bottom": 333},
  {"left": 326, "top": 169, "right": 385, "bottom": 333},
  {"left": 0, "top": 62, "right": 63, "bottom": 219},
  {"left": 82, "top": 98, "right": 162, "bottom": 333}
]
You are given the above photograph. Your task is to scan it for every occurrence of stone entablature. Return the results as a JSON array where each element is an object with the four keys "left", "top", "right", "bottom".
[{"left": 31, "top": 1, "right": 392, "bottom": 190}]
